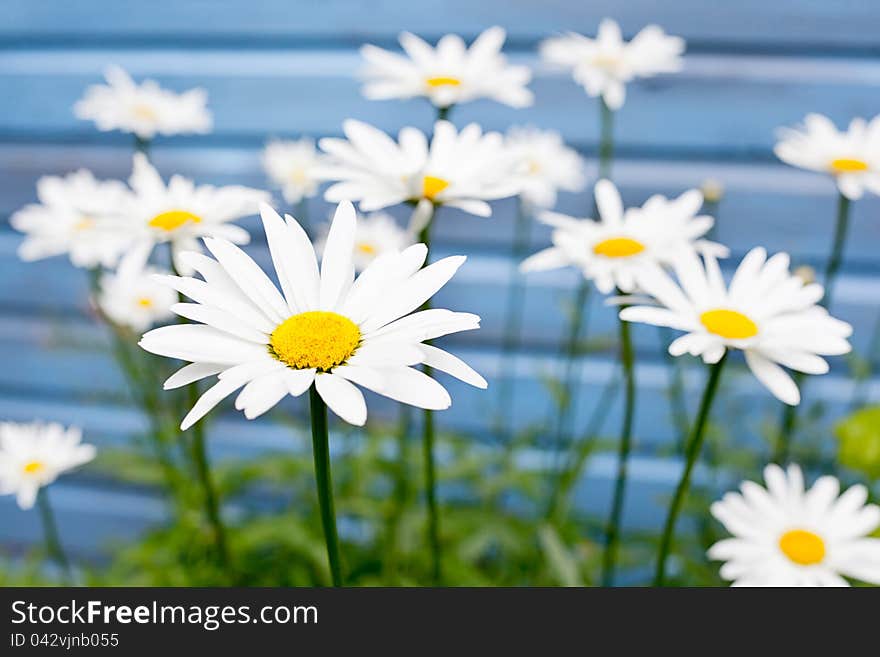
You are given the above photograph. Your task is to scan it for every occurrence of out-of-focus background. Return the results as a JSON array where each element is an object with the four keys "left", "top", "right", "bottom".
[{"left": 1, "top": 1, "right": 879, "bottom": 572}]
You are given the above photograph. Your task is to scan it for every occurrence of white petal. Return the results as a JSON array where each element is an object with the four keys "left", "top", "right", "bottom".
[
  {"left": 744, "top": 350, "right": 801, "bottom": 405},
  {"left": 319, "top": 201, "right": 357, "bottom": 310},
  {"left": 140, "top": 324, "right": 268, "bottom": 364},
  {"left": 163, "top": 362, "right": 225, "bottom": 390},
  {"left": 170, "top": 303, "right": 269, "bottom": 343},
  {"left": 419, "top": 344, "right": 487, "bottom": 388},
  {"left": 283, "top": 368, "right": 316, "bottom": 397},
  {"left": 315, "top": 372, "right": 368, "bottom": 426}
]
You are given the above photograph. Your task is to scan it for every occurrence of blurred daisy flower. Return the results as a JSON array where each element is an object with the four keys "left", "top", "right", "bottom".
[
  {"left": 318, "top": 119, "right": 520, "bottom": 218},
  {"left": 11, "top": 169, "right": 134, "bottom": 269},
  {"left": 140, "top": 202, "right": 487, "bottom": 428},
  {"left": 261, "top": 138, "right": 325, "bottom": 205},
  {"left": 521, "top": 179, "right": 725, "bottom": 294},
  {"left": 540, "top": 19, "right": 684, "bottom": 110},
  {"left": 709, "top": 464, "right": 880, "bottom": 587},
  {"left": 74, "top": 66, "right": 212, "bottom": 140},
  {"left": 774, "top": 113, "right": 880, "bottom": 200},
  {"left": 97, "top": 251, "right": 176, "bottom": 332},
  {"left": 360, "top": 26, "right": 533, "bottom": 109},
  {"left": 0, "top": 422, "right": 96, "bottom": 510},
  {"left": 316, "top": 211, "right": 413, "bottom": 272},
  {"left": 125, "top": 153, "right": 270, "bottom": 273},
  {"left": 620, "top": 247, "right": 853, "bottom": 405},
  {"left": 505, "top": 126, "right": 587, "bottom": 209}
]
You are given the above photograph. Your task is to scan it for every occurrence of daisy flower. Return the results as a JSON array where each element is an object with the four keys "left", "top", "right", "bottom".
[
  {"left": 620, "top": 247, "right": 853, "bottom": 405},
  {"left": 520, "top": 179, "right": 725, "bottom": 294},
  {"left": 318, "top": 119, "right": 520, "bottom": 218},
  {"left": 125, "top": 153, "right": 270, "bottom": 273},
  {"left": 11, "top": 169, "right": 134, "bottom": 269},
  {"left": 359, "top": 26, "right": 533, "bottom": 109},
  {"left": 316, "top": 211, "right": 413, "bottom": 272},
  {"left": 74, "top": 66, "right": 212, "bottom": 140},
  {"left": 540, "top": 19, "right": 684, "bottom": 110},
  {"left": 139, "top": 201, "right": 487, "bottom": 428},
  {"left": 96, "top": 252, "right": 176, "bottom": 332},
  {"left": 262, "top": 138, "right": 325, "bottom": 205},
  {"left": 0, "top": 422, "right": 96, "bottom": 510},
  {"left": 505, "top": 126, "right": 587, "bottom": 209},
  {"left": 709, "top": 464, "right": 880, "bottom": 587},
  {"left": 774, "top": 113, "right": 880, "bottom": 200}
]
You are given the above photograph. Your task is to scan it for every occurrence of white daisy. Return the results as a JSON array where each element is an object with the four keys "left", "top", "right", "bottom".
[
  {"left": 774, "top": 113, "right": 880, "bottom": 200},
  {"left": 318, "top": 119, "right": 520, "bottom": 218},
  {"left": 709, "top": 464, "right": 880, "bottom": 587},
  {"left": 359, "top": 26, "right": 533, "bottom": 109},
  {"left": 124, "top": 153, "right": 270, "bottom": 273},
  {"left": 0, "top": 422, "right": 96, "bottom": 510},
  {"left": 520, "top": 179, "right": 725, "bottom": 294},
  {"left": 540, "top": 19, "right": 684, "bottom": 111},
  {"left": 619, "top": 247, "right": 853, "bottom": 405},
  {"left": 97, "top": 252, "right": 176, "bottom": 332},
  {"left": 505, "top": 125, "right": 587, "bottom": 209},
  {"left": 11, "top": 169, "right": 134, "bottom": 269},
  {"left": 316, "top": 211, "right": 413, "bottom": 272},
  {"left": 261, "top": 138, "right": 325, "bottom": 205},
  {"left": 139, "top": 201, "right": 487, "bottom": 428},
  {"left": 74, "top": 66, "right": 212, "bottom": 140}
]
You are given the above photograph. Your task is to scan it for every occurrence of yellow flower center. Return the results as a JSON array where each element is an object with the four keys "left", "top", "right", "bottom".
[
  {"left": 426, "top": 76, "right": 461, "bottom": 88},
  {"left": 23, "top": 461, "right": 45, "bottom": 475},
  {"left": 289, "top": 169, "right": 308, "bottom": 184},
  {"left": 592, "top": 237, "right": 646, "bottom": 258},
  {"left": 148, "top": 209, "right": 202, "bottom": 232},
  {"left": 700, "top": 309, "right": 759, "bottom": 340},
  {"left": 779, "top": 529, "right": 825, "bottom": 566},
  {"left": 269, "top": 311, "right": 361, "bottom": 371},
  {"left": 137, "top": 297, "right": 154, "bottom": 308},
  {"left": 527, "top": 160, "right": 542, "bottom": 174},
  {"left": 829, "top": 158, "right": 869, "bottom": 174},
  {"left": 422, "top": 175, "right": 450, "bottom": 200},
  {"left": 132, "top": 103, "right": 158, "bottom": 122},
  {"left": 356, "top": 242, "right": 378, "bottom": 255},
  {"left": 74, "top": 217, "right": 95, "bottom": 231}
]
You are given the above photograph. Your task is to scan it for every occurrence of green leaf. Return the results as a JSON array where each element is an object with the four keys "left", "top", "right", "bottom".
[{"left": 834, "top": 406, "right": 880, "bottom": 480}]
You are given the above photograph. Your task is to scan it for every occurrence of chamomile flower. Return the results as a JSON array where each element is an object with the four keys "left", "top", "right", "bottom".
[
  {"left": 540, "top": 19, "right": 684, "bottom": 110},
  {"left": 774, "top": 113, "right": 880, "bottom": 200},
  {"left": 709, "top": 464, "right": 880, "bottom": 587},
  {"left": 505, "top": 126, "right": 587, "bottom": 209},
  {"left": 316, "top": 212, "right": 413, "bottom": 272},
  {"left": 262, "top": 138, "right": 325, "bottom": 205},
  {"left": 520, "top": 179, "right": 725, "bottom": 294},
  {"left": 318, "top": 119, "right": 520, "bottom": 218},
  {"left": 139, "top": 202, "right": 487, "bottom": 428},
  {"left": 11, "top": 169, "right": 134, "bottom": 269},
  {"left": 620, "top": 247, "right": 853, "bottom": 405},
  {"left": 0, "top": 422, "right": 96, "bottom": 510},
  {"left": 125, "top": 153, "right": 270, "bottom": 273},
  {"left": 96, "top": 252, "right": 176, "bottom": 332},
  {"left": 360, "top": 26, "right": 533, "bottom": 109},
  {"left": 74, "top": 66, "right": 212, "bottom": 140}
]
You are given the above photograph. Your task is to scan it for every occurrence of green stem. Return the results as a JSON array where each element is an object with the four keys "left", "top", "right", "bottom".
[
  {"left": 773, "top": 192, "right": 851, "bottom": 463},
  {"left": 134, "top": 135, "right": 151, "bottom": 156},
  {"left": 601, "top": 310, "right": 636, "bottom": 585},
  {"left": 417, "top": 213, "right": 443, "bottom": 584},
  {"left": 660, "top": 326, "right": 691, "bottom": 452},
  {"left": 654, "top": 353, "right": 728, "bottom": 586},
  {"left": 495, "top": 198, "right": 533, "bottom": 438},
  {"left": 37, "top": 488, "right": 72, "bottom": 582},
  {"left": 188, "top": 406, "right": 232, "bottom": 571},
  {"left": 436, "top": 105, "right": 452, "bottom": 122},
  {"left": 384, "top": 406, "right": 413, "bottom": 581},
  {"left": 309, "top": 385, "right": 343, "bottom": 586},
  {"left": 295, "top": 197, "right": 311, "bottom": 237},
  {"left": 598, "top": 99, "right": 614, "bottom": 180}
]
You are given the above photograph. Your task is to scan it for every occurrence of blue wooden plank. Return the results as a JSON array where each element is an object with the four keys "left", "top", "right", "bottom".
[
  {"left": 0, "top": 50, "right": 878, "bottom": 158},
  {"left": 2, "top": 1, "right": 879, "bottom": 52},
  {"left": 2, "top": 145, "right": 880, "bottom": 268}
]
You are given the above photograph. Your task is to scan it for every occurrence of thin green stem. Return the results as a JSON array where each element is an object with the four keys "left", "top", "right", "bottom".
[
  {"left": 773, "top": 192, "right": 851, "bottom": 463},
  {"left": 495, "top": 198, "right": 533, "bottom": 438},
  {"left": 37, "top": 488, "right": 72, "bottom": 582},
  {"left": 134, "top": 135, "right": 151, "bottom": 156},
  {"left": 417, "top": 212, "right": 442, "bottom": 583},
  {"left": 309, "top": 385, "right": 343, "bottom": 586},
  {"left": 598, "top": 99, "right": 614, "bottom": 180},
  {"left": 601, "top": 310, "right": 636, "bottom": 586},
  {"left": 188, "top": 392, "right": 231, "bottom": 570},
  {"left": 436, "top": 105, "right": 452, "bottom": 122},
  {"left": 654, "top": 353, "right": 728, "bottom": 586}
]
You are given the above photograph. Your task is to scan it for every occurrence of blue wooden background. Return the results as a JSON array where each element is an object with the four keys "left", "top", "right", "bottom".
[{"left": 1, "top": 0, "right": 879, "bottom": 559}]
